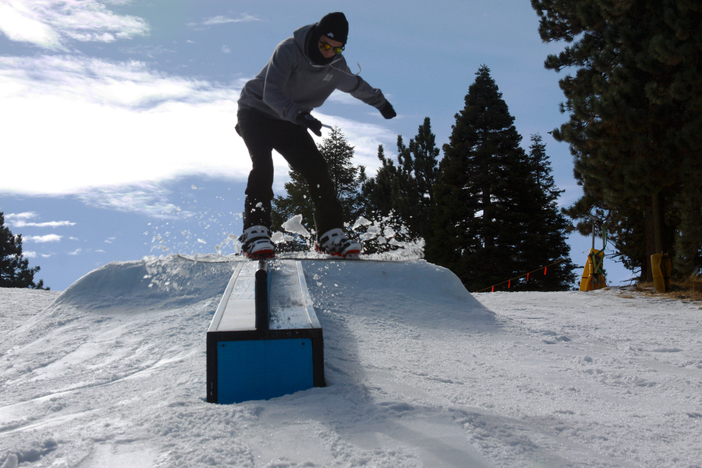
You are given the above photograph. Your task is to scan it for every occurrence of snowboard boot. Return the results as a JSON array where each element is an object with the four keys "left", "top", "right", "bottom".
[
  {"left": 240, "top": 225, "right": 275, "bottom": 259},
  {"left": 317, "top": 228, "right": 362, "bottom": 257}
]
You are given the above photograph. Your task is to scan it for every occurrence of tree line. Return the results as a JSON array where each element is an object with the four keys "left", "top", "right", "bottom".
[
  {"left": 273, "top": 0, "right": 702, "bottom": 289},
  {"left": 532, "top": 0, "right": 702, "bottom": 281},
  {"left": 272, "top": 65, "right": 578, "bottom": 292}
]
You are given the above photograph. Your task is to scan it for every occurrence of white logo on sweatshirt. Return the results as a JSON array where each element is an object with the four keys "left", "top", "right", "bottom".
[
  {"left": 323, "top": 74, "right": 333, "bottom": 82},
  {"left": 327, "top": 32, "right": 334, "bottom": 38}
]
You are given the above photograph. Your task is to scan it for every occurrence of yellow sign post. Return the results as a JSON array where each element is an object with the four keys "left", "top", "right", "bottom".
[
  {"left": 651, "top": 253, "right": 672, "bottom": 293},
  {"left": 580, "top": 215, "right": 607, "bottom": 291},
  {"left": 580, "top": 248, "right": 607, "bottom": 291}
]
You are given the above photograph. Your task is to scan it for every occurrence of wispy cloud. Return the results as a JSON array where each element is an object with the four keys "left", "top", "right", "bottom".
[
  {"left": 14, "top": 220, "right": 76, "bottom": 228},
  {"left": 24, "top": 234, "right": 63, "bottom": 243},
  {"left": 5, "top": 212, "right": 76, "bottom": 228},
  {"left": 201, "top": 14, "right": 260, "bottom": 26},
  {"left": 0, "top": 0, "right": 149, "bottom": 50},
  {"left": 1, "top": 55, "right": 253, "bottom": 198},
  {"left": 0, "top": 1, "right": 62, "bottom": 49},
  {"left": 0, "top": 48, "right": 395, "bottom": 212},
  {"left": 23, "top": 250, "right": 57, "bottom": 259},
  {"left": 77, "top": 184, "right": 187, "bottom": 218},
  {"left": 4, "top": 212, "right": 37, "bottom": 223}
]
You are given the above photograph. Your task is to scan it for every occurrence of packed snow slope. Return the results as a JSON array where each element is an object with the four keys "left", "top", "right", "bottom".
[{"left": 1, "top": 254, "right": 701, "bottom": 468}]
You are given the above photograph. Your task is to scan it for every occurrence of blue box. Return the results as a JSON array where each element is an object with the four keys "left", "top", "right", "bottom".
[{"left": 206, "top": 261, "right": 325, "bottom": 404}]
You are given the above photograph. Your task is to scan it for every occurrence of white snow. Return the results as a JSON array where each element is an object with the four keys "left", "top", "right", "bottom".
[
  {"left": 1, "top": 255, "right": 701, "bottom": 467},
  {"left": 281, "top": 215, "right": 311, "bottom": 239}
]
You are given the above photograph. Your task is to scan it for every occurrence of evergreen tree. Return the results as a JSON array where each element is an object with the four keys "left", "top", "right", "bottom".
[
  {"left": 430, "top": 66, "right": 575, "bottom": 291},
  {"left": 362, "top": 144, "right": 396, "bottom": 219},
  {"left": 362, "top": 118, "right": 440, "bottom": 240},
  {"left": 387, "top": 134, "right": 418, "bottom": 230},
  {"left": 520, "top": 135, "right": 578, "bottom": 290},
  {"left": 271, "top": 168, "right": 315, "bottom": 234},
  {"left": 532, "top": 0, "right": 702, "bottom": 279},
  {"left": 0, "top": 212, "right": 47, "bottom": 290},
  {"left": 358, "top": 145, "right": 409, "bottom": 254},
  {"left": 318, "top": 126, "right": 366, "bottom": 223},
  {"left": 397, "top": 117, "right": 440, "bottom": 240},
  {"left": 272, "top": 127, "right": 366, "bottom": 236}
]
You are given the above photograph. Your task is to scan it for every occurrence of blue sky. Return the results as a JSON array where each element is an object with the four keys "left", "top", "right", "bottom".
[{"left": 0, "top": 0, "right": 630, "bottom": 291}]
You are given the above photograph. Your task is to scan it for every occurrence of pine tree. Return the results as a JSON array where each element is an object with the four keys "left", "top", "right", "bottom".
[
  {"left": 0, "top": 212, "right": 47, "bottom": 290},
  {"left": 532, "top": 0, "right": 702, "bottom": 279},
  {"left": 271, "top": 169, "right": 315, "bottom": 233},
  {"left": 362, "top": 144, "right": 396, "bottom": 219},
  {"left": 397, "top": 117, "right": 440, "bottom": 240},
  {"left": 362, "top": 118, "right": 440, "bottom": 240},
  {"left": 429, "top": 66, "right": 575, "bottom": 291},
  {"left": 271, "top": 127, "right": 365, "bottom": 236},
  {"left": 318, "top": 126, "right": 366, "bottom": 223},
  {"left": 520, "top": 135, "right": 577, "bottom": 290}
]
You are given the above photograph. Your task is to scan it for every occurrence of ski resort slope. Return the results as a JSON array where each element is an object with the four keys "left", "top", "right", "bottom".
[{"left": 1, "top": 255, "right": 701, "bottom": 468}]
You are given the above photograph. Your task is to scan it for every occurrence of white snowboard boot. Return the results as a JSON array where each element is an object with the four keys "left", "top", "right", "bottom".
[
  {"left": 240, "top": 225, "right": 275, "bottom": 259},
  {"left": 317, "top": 228, "right": 362, "bottom": 257}
]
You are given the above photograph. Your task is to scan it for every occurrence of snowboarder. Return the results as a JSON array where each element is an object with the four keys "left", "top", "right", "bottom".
[{"left": 236, "top": 12, "right": 396, "bottom": 259}]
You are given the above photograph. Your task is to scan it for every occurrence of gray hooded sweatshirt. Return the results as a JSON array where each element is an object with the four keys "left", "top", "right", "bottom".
[{"left": 237, "top": 23, "right": 388, "bottom": 123}]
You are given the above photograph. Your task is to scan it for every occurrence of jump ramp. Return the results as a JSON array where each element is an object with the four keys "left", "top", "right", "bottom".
[{"left": 206, "top": 260, "right": 325, "bottom": 404}]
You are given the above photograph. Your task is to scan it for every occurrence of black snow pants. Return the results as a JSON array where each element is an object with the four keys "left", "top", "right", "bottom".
[{"left": 236, "top": 108, "right": 343, "bottom": 236}]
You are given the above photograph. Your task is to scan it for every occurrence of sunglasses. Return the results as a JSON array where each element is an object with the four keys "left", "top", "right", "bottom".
[{"left": 319, "top": 41, "right": 344, "bottom": 55}]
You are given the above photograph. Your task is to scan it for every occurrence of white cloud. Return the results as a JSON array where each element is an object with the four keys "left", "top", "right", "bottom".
[
  {"left": 24, "top": 234, "right": 63, "bottom": 243},
  {"left": 5, "top": 212, "right": 38, "bottom": 222},
  {"left": 77, "top": 184, "right": 191, "bottom": 218},
  {"left": 0, "top": 1, "right": 62, "bottom": 49},
  {"left": 0, "top": 0, "right": 149, "bottom": 50},
  {"left": 0, "top": 55, "right": 253, "bottom": 196},
  {"left": 0, "top": 55, "right": 396, "bottom": 212},
  {"left": 68, "top": 248, "right": 82, "bottom": 255},
  {"left": 4, "top": 212, "right": 75, "bottom": 228},
  {"left": 23, "top": 251, "right": 38, "bottom": 258},
  {"left": 14, "top": 220, "right": 76, "bottom": 228},
  {"left": 202, "top": 14, "right": 260, "bottom": 26}
]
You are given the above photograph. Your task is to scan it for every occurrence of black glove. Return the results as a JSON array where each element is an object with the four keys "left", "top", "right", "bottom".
[
  {"left": 296, "top": 111, "right": 323, "bottom": 136},
  {"left": 380, "top": 101, "right": 396, "bottom": 119}
]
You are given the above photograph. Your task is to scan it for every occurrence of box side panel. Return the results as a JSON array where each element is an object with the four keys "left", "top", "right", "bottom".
[{"left": 216, "top": 338, "right": 314, "bottom": 404}]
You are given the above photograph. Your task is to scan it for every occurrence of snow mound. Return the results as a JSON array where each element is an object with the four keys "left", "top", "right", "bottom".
[
  {"left": 300, "top": 259, "right": 494, "bottom": 327},
  {"left": 53, "top": 255, "right": 241, "bottom": 312}
]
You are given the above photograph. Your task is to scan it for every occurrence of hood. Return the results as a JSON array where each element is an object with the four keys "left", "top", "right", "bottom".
[{"left": 293, "top": 23, "right": 343, "bottom": 67}]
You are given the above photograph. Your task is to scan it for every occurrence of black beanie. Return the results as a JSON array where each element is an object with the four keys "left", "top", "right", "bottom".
[{"left": 317, "top": 12, "right": 348, "bottom": 44}]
